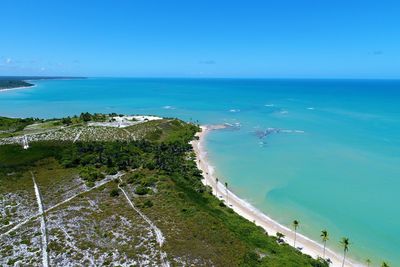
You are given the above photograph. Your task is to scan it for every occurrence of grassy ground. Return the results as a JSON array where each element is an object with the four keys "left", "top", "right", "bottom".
[
  {"left": 30, "top": 159, "right": 83, "bottom": 209},
  {"left": 0, "top": 117, "right": 40, "bottom": 137},
  {"left": 122, "top": 168, "right": 325, "bottom": 267},
  {"left": 0, "top": 171, "right": 37, "bottom": 232}
]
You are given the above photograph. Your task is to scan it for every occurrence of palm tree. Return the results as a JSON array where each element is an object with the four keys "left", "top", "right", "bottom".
[
  {"left": 340, "top": 237, "right": 350, "bottom": 267},
  {"left": 225, "top": 182, "right": 229, "bottom": 205},
  {"left": 381, "top": 262, "right": 389, "bottom": 267},
  {"left": 292, "top": 220, "right": 299, "bottom": 247},
  {"left": 320, "top": 230, "right": 329, "bottom": 259},
  {"left": 215, "top": 177, "right": 219, "bottom": 196},
  {"left": 365, "top": 259, "right": 371, "bottom": 267}
]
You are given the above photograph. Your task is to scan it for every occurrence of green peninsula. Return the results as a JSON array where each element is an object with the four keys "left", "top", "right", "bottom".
[{"left": 0, "top": 80, "right": 33, "bottom": 90}]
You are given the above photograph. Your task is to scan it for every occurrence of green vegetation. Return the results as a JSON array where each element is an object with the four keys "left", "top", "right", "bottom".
[
  {"left": 0, "top": 112, "right": 122, "bottom": 138},
  {"left": 0, "top": 115, "right": 329, "bottom": 266},
  {"left": 0, "top": 141, "right": 66, "bottom": 175},
  {"left": 109, "top": 188, "right": 119, "bottom": 197},
  {"left": 0, "top": 79, "right": 33, "bottom": 90},
  {"left": 0, "top": 77, "right": 86, "bottom": 91},
  {"left": 126, "top": 169, "right": 327, "bottom": 266},
  {"left": 79, "top": 112, "right": 107, "bottom": 122},
  {"left": 142, "top": 199, "right": 153, "bottom": 208},
  {"left": 0, "top": 116, "right": 40, "bottom": 136},
  {"left": 79, "top": 166, "right": 105, "bottom": 187}
]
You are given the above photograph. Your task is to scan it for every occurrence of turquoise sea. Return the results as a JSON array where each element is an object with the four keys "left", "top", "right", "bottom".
[{"left": 1, "top": 78, "right": 399, "bottom": 265}]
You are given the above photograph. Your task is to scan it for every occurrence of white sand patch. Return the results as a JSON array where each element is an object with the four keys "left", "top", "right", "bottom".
[{"left": 88, "top": 115, "right": 162, "bottom": 128}]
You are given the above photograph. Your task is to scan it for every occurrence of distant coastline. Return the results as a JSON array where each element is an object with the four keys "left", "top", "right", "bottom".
[
  {"left": 0, "top": 76, "right": 86, "bottom": 92},
  {"left": 0, "top": 80, "right": 34, "bottom": 91}
]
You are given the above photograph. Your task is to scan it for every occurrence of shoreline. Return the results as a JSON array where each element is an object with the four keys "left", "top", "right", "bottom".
[
  {"left": 0, "top": 84, "right": 36, "bottom": 93},
  {"left": 191, "top": 125, "right": 362, "bottom": 267},
  {"left": 0, "top": 77, "right": 85, "bottom": 93}
]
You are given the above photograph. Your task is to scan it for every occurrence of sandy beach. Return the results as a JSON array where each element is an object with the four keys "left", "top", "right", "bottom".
[
  {"left": 0, "top": 84, "right": 36, "bottom": 93},
  {"left": 191, "top": 125, "right": 362, "bottom": 267}
]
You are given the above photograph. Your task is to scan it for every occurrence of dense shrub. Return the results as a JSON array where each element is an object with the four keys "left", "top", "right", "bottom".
[
  {"left": 135, "top": 185, "right": 150, "bottom": 195},
  {"left": 110, "top": 189, "right": 119, "bottom": 197},
  {"left": 143, "top": 200, "right": 153, "bottom": 208}
]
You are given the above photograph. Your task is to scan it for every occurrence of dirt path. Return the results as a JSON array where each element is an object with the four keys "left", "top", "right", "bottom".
[
  {"left": 73, "top": 130, "right": 82, "bottom": 143},
  {"left": 31, "top": 171, "right": 49, "bottom": 267},
  {"left": 118, "top": 182, "right": 170, "bottom": 267},
  {"left": 1, "top": 173, "right": 122, "bottom": 238}
]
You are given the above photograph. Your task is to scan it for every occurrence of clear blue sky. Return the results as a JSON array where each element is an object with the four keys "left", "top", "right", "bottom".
[{"left": 1, "top": 0, "right": 399, "bottom": 78}]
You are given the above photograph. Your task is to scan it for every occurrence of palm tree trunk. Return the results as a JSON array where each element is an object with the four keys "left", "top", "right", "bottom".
[
  {"left": 342, "top": 250, "right": 346, "bottom": 267},
  {"left": 323, "top": 242, "right": 326, "bottom": 258},
  {"left": 294, "top": 230, "right": 297, "bottom": 247}
]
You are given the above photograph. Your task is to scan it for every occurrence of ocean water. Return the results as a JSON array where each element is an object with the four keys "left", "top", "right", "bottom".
[{"left": 1, "top": 78, "right": 399, "bottom": 264}]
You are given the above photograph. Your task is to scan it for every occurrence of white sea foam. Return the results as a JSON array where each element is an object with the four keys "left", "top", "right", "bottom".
[
  {"left": 224, "top": 122, "right": 241, "bottom": 129},
  {"left": 280, "top": 129, "right": 305, "bottom": 134},
  {"left": 264, "top": 104, "right": 275, "bottom": 107},
  {"left": 229, "top": 109, "right": 240, "bottom": 113},
  {"left": 163, "top": 105, "right": 176, "bottom": 110}
]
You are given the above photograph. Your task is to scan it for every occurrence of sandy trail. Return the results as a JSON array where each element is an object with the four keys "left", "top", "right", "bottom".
[
  {"left": 73, "top": 130, "right": 82, "bottom": 143},
  {"left": 191, "top": 125, "right": 362, "bottom": 267},
  {"left": 31, "top": 171, "right": 49, "bottom": 267},
  {"left": 118, "top": 180, "right": 170, "bottom": 267},
  {"left": 1, "top": 173, "right": 122, "bottom": 238}
]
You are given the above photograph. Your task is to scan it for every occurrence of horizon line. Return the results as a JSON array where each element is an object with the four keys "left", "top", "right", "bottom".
[{"left": 1, "top": 75, "right": 400, "bottom": 81}]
